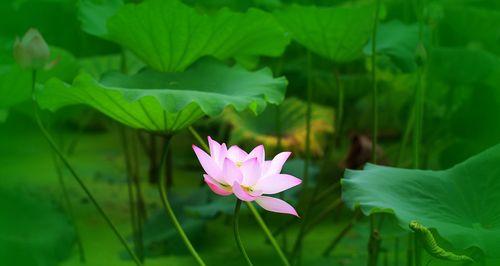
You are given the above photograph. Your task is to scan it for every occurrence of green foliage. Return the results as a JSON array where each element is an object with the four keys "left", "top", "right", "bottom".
[
  {"left": 0, "top": 0, "right": 117, "bottom": 57},
  {"left": 141, "top": 188, "right": 209, "bottom": 257},
  {"left": 185, "top": 197, "right": 235, "bottom": 219},
  {"left": 428, "top": 47, "right": 500, "bottom": 87},
  {"left": 0, "top": 47, "right": 78, "bottom": 109},
  {"left": 0, "top": 189, "right": 75, "bottom": 266},
  {"left": 2, "top": 0, "right": 500, "bottom": 264},
  {"left": 275, "top": 3, "right": 374, "bottom": 63},
  {"left": 439, "top": 4, "right": 500, "bottom": 56},
  {"left": 364, "top": 20, "right": 426, "bottom": 72},
  {"left": 425, "top": 47, "right": 500, "bottom": 167},
  {"left": 0, "top": 109, "right": 7, "bottom": 122},
  {"left": 105, "top": 0, "right": 289, "bottom": 72},
  {"left": 38, "top": 59, "right": 287, "bottom": 133},
  {"left": 78, "top": 0, "right": 124, "bottom": 38},
  {"left": 343, "top": 144, "right": 500, "bottom": 258}
]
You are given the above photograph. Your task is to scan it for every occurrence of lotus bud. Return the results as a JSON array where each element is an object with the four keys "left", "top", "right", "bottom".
[{"left": 13, "top": 28, "right": 50, "bottom": 69}]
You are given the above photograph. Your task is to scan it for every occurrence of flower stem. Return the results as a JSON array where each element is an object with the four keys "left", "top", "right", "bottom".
[
  {"left": 322, "top": 211, "right": 361, "bottom": 257},
  {"left": 30, "top": 70, "right": 142, "bottom": 266},
  {"left": 234, "top": 200, "right": 253, "bottom": 266},
  {"left": 368, "top": 0, "right": 382, "bottom": 265},
  {"left": 413, "top": 0, "right": 426, "bottom": 169},
  {"left": 51, "top": 152, "right": 86, "bottom": 263},
  {"left": 246, "top": 202, "right": 291, "bottom": 266},
  {"left": 303, "top": 50, "right": 313, "bottom": 194},
  {"left": 158, "top": 135, "right": 206, "bottom": 266},
  {"left": 189, "top": 126, "right": 209, "bottom": 151},
  {"left": 290, "top": 50, "right": 314, "bottom": 264},
  {"left": 414, "top": 233, "right": 422, "bottom": 266},
  {"left": 119, "top": 126, "right": 144, "bottom": 262},
  {"left": 371, "top": 0, "right": 381, "bottom": 164},
  {"left": 334, "top": 68, "right": 344, "bottom": 146},
  {"left": 407, "top": 233, "right": 414, "bottom": 266}
]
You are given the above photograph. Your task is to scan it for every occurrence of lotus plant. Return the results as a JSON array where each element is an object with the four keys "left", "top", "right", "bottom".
[{"left": 193, "top": 137, "right": 301, "bottom": 265}]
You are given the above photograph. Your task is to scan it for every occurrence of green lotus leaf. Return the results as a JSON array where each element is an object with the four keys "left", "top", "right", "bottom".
[
  {"left": 342, "top": 144, "right": 500, "bottom": 258},
  {"left": 78, "top": 51, "right": 145, "bottom": 78},
  {"left": 78, "top": 0, "right": 124, "bottom": 38},
  {"left": 38, "top": 59, "right": 287, "bottom": 133},
  {"left": 223, "top": 97, "right": 333, "bottom": 156},
  {"left": 274, "top": 3, "right": 374, "bottom": 63},
  {"left": 364, "top": 20, "right": 428, "bottom": 72},
  {"left": 104, "top": 0, "right": 289, "bottom": 72},
  {"left": 0, "top": 47, "right": 78, "bottom": 109}
]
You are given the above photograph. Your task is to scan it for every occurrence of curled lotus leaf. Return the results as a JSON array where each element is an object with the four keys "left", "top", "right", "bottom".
[
  {"left": 85, "top": 0, "right": 290, "bottom": 72},
  {"left": 275, "top": 3, "right": 374, "bottom": 63},
  {"left": 38, "top": 59, "right": 287, "bottom": 133}
]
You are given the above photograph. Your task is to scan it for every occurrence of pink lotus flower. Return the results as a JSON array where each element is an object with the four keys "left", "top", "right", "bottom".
[{"left": 193, "top": 137, "right": 302, "bottom": 216}]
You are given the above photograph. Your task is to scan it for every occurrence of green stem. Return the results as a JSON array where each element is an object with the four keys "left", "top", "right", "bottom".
[
  {"left": 270, "top": 182, "right": 340, "bottom": 240},
  {"left": 413, "top": 0, "right": 426, "bottom": 169},
  {"left": 132, "top": 131, "right": 147, "bottom": 220},
  {"left": 414, "top": 233, "right": 422, "bottom": 266},
  {"left": 396, "top": 107, "right": 415, "bottom": 166},
  {"left": 246, "top": 202, "right": 291, "bottom": 266},
  {"left": 189, "top": 126, "right": 209, "bottom": 151},
  {"left": 304, "top": 198, "right": 342, "bottom": 235},
  {"left": 303, "top": 51, "right": 313, "bottom": 193},
  {"left": 394, "top": 237, "right": 400, "bottom": 266},
  {"left": 52, "top": 152, "right": 86, "bottom": 262},
  {"left": 31, "top": 70, "right": 142, "bottom": 266},
  {"left": 368, "top": 0, "right": 382, "bottom": 265},
  {"left": 119, "top": 126, "right": 143, "bottom": 262},
  {"left": 187, "top": 126, "right": 290, "bottom": 265},
  {"left": 276, "top": 105, "right": 283, "bottom": 151},
  {"left": 158, "top": 135, "right": 206, "bottom": 266},
  {"left": 131, "top": 131, "right": 147, "bottom": 259},
  {"left": 407, "top": 233, "right": 414, "bottom": 266},
  {"left": 371, "top": 1, "right": 381, "bottom": 164},
  {"left": 334, "top": 68, "right": 344, "bottom": 146},
  {"left": 275, "top": 106, "right": 287, "bottom": 249},
  {"left": 323, "top": 211, "right": 361, "bottom": 256},
  {"left": 290, "top": 51, "right": 314, "bottom": 264},
  {"left": 234, "top": 200, "right": 253, "bottom": 266},
  {"left": 290, "top": 185, "right": 321, "bottom": 264}
]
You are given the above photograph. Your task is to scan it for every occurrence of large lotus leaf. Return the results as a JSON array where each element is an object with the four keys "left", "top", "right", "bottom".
[
  {"left": 103, "top": 0, "right": 288, "bottom": 72},
  {"left": 274, "top": 3, "right": 374, "bottom": 63},
  {"left": 38, "top": 59, "right": 287, "bottom": 133},
  {"left": 78, "top": 51, "right": 145, "bottom": 78},
  {"left": 0, "top": 47, "right": 78, "bottom": 109},
  {"left": 0, "top": 189, "right": 75, "bottom": 265},
  {"left": 342, "top": 144, "right": 500, "bottom": 258},
  {"left": 224, "top": 97, "right": 333, "bottom": 156},
  {"left": 425, "top": 48, "right": 500, "bottom": 167},
  {"left": 364, "top": 20, "right": 427, "bottom": 72},
  {"left": 78, "top": 0, "right": 124, "bottom": 38}
]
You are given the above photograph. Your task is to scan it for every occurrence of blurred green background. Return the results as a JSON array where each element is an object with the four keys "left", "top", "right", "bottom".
[{"left": 1, "top": 0, "right": 499, "bottom": 265}]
